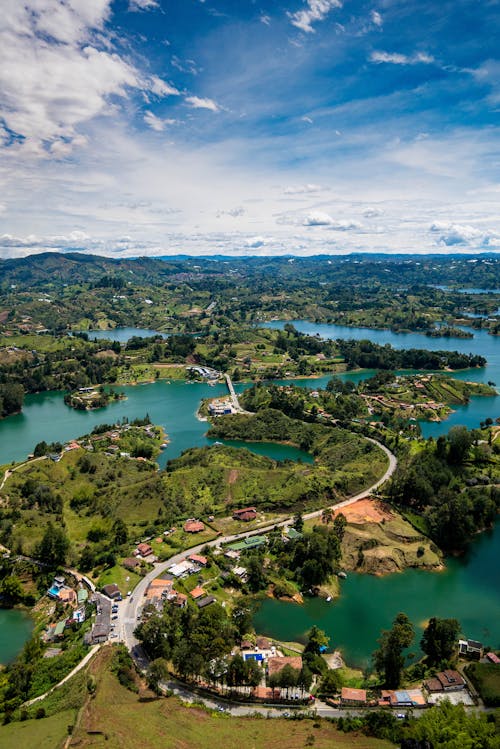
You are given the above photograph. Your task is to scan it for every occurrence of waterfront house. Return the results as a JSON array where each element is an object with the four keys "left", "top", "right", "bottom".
[
  {"left": 267, "top": 656, "right": 303, "bottom": 678},
  {"left": 458, "top": 638, "right": 483, "bottom": 660},
  {"left": 486, "top": 652, "right": 500, "bottom": 664},
  {"left": 424, "top": 670, "right": 466, "bottom": 693}
]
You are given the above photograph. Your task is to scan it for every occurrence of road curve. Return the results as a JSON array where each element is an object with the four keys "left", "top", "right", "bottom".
[{"left": 119, "top": 436, "right": 397, "bottom": 657}]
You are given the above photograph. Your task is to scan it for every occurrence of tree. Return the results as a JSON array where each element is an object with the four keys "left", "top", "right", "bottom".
[
  {"left": 420, "top": 617, "right": 460, "bottom": 666},
  {"left": 36, "top": 523, "right": 70, "bottom": 566},
  {"left": 147, "top": 658, "right": 169, "bottom": 695},
  {"left": 304, "top": 625, "right": 329, "bottom": 655},
  {"left": 447, "top": 425, "right": 472, "bottom": 465},
  {"left": 293, "top": 511, "right": 304, "bottom": 533},
  {"left": 112, "top": 517, "right": 128, "bottom": 546},
  {"left": 373, "top": 612, "right": 414, "bottom": 688},
  {"left": 320, "top": 668, "right": 343, "bottom": 695}
]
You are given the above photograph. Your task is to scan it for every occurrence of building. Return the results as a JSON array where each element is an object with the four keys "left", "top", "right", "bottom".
[
  {"left": 379, "top": 689, "right": 427, "bottom": 708},
  {"left": 122, "top": 557, "right": 142, "bottom": 572},
  {"left": 190, "top": 586, "right": 205, "bottom": 600},
  {"left": 458, "top": 639, "right": 483, "bottom": 661},
  {"left": 168, "top": 559, "right": 195, "bottom": 577},
  {"left": 184, "top": 519, "right": 205, "bottom": 533},
  {"left": 233, "top": 507, "right": 257, "bottom": 522},
  {"left": 136, "top": 542, "right": 153, "bottom": 558},
  {"left": 425, "top": 670, "right": 466, "bottom": 693},
  {"left": 341, "top": 687, "right": 367, "bottom": 705},
  {"left": 102, "top": 583, "right": 122, "bottom": 600},
  {"left": 196, "top": 595, "right": 217, "bottom": 609},
  {"left": 486, "top": 652, "right": 500, "bottom": 664},
  {"left": 267, "top": 656, "right": 303, "bottom": 678},
  {"left": 188, "top": 553, "right": 208, "bottom": 566},
  {"left": 228, "top": 535, "right": 266, "bottom": 552}
]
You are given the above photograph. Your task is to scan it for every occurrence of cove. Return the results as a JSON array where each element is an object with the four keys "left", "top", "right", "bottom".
[
  {"left": 254, "top": 523, "right": 500, "bottom": 669},
  {"left": 0, "top": 608, "right": 33, "bottom": 665},
  {"left": 85, "top": 327, "right": 167, "bottom": 342},
  {"left": 263, "top": 320, "right": 500, "bottom": 438}
]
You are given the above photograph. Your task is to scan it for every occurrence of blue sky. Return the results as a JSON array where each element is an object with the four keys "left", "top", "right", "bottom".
[{"left": 0, "top": 0, "right": 499, "bottom": 257}]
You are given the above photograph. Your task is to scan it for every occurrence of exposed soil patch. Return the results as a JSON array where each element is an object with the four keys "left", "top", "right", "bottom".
[{"left": 334, "top": 498, "right": 393, "bottom": 525}]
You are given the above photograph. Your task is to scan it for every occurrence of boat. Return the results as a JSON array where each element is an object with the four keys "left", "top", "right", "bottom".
[
  {"left": 338, "top": 571, "right": 347, "bottom": 579},
  {"left": 326, "top": 596, "right": 332, "bottom": 602}
]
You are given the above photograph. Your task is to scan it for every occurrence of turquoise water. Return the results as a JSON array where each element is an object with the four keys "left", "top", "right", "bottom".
[
  {"left": 254, "top": 524, "right": 500, "bottom": 668},
  {"left": 0, "top": 609, "right": 33, "bottom": 664},
  {"left": 85, "top": 327, "right": 167, "bottom": 342},
  {"left": 2, "top": 320, "right": 500, "bottom": 664}
]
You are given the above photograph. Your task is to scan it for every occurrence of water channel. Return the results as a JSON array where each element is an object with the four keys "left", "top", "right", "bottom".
[{"left": 1, "top": 321, "right": 499, "bottom": 663}]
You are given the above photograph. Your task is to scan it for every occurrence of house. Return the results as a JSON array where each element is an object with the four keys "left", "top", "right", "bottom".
[
  {"left": 188, "top": 553, "right": 207, "bottom": 566},
  {"left": 267, "top": 656, "right": 303, "bottom": 678},
  {"left": 458, "top": 639, "right": 483, "bottom": 660},
  {"left": 341, "top": 687, "right": 367, "bottom": 705},
  {"left": 486, "top": 652, "right": 500, "bottom": 664},
  {"left": 233, "top": 507, "right": 257, "bottom": 522},
  {"left": 146, "top": 579, "right": 173, "bottom": 601},
  {"left": 184, "top": 519, "right": 205, "bottom": 533},
  {"left": 228, "top": 535, "right": 266, "bottom": 552},
  {"left": 224, "top": 549, "right": 240, "bottom": 560},
  {"left": 122, "top": 557, "right": 142, "bottom": 572},
  {"left": 190, "top": 586, "right": 205, "bottom": 600},
  {"left": 102, "top": 583, "right": 122, "bottom": 601},
  {"left": 196, "top": 595, "right": 217, "bottom": 609},
  {"left": 425, "top": 670, "right": 466, "bottom": 693},
  {"left": 168, "top": 559, "right": 195, "bottom": 577},
  {"left": 172, "top": 592, "right": 187, "bottom": 608},
  {"left": 232, "top": 566, "right": 248, "bottom": 580},
  {"left": 58, "top": 588, "right": 77, "bottom": 606},
  {"left": 379, "top": 689, "right": 427, "bottom": 708},
  {"left": 136, "top": 542, "right": 153, "bottom": 558}
]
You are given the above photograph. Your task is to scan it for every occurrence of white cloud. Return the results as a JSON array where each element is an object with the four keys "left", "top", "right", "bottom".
[
  {"left": 143, "top": 111, "right": 178, "bottom": 132},
  {"left": 303, "top": 210, "right": 334, "bottom": 225},
  {"left": 0, "top": 1, "right": 178, "bottom": 156},
  {"left": 185, "top": 96, "right": 220, "bottom": 112},
  {"left": 284, "top": 183, "right": 326, "bottom": 194},
  {"left": 429, "top": 221, "right": 495, "bottom": 247},
  {"left": 288, "top": 0, "right": 342, "bottom": 34},
  {"left": 129, "top": 0, "right": 159, "bottom": 11},
  {"left": 370, "top": 50, "right": 434, "bottom": 65},
  {"left": 301, "top": 116, "right": 314, "bottom": 124},
  {"left": 363, "top": 206, "right": 384, "bottom": 218},
  {"left": 371, "top": 10, "right": 382, "bottom": 27},
  {"left": 245, "top": 236, "right": 270, "bottom": 248},
  {"left": 260, "top": 14, "right": 271, "bottom": 26}
]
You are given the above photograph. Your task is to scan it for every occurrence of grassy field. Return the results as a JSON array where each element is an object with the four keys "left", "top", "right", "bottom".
[
  {"left": 465, "top": 662, "right": 500, "bottom": 706},
  {"left": 0, "top": 710, "right": 76, "bottom": 749},
  {"left": 69, "top": 650, "right": 394, "bottom": 749}
]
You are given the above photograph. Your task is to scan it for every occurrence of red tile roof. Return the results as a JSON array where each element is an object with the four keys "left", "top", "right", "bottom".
[
  {"left": 267, "top": 656, "right": 302, "bottom": 676},
  {"left": 184, "top": 519, "right": 205, "bottom": 533},
  {"left": 341, "top": 687, "right": 367, "bottom": 703}
]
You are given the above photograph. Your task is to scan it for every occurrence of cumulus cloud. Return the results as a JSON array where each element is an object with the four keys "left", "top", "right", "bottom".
[
  {"left": 129, "top": 0, "right": 159, "bottom": 10},
  {"left": 371, "top": 10, "right": 382, "bottom": 27},
  {"left": 143, "top": 111, "right": 178, "bottom": 131},
  {"left": 303, "top": 211, "right": 334, "bottom": 225},
  {"left": 288, "top": 0, "right": 342, "bottom": 34},
  {"left": 0, "top": 1, "right": 178, "bottom": 156},
  {"left": 185, "top": 96, "right": 220, "bottom": 112},
  {"left": 245, "top": 236, "right": 269, "bottom": 248},
  {"left": 370, "top": 50, "right": 434, "bottom": 65},
  {"left": 429, "top": 221, "right": 496, "bottom": 247},
  {"left": 363, "top": 206, "right": 384, "bottom": 218},
  {"left": 260, "top": 14, "right": 271, "bottom": 25}
]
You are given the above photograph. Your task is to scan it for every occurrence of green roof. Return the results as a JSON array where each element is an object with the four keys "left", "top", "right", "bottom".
[
  {"left": 54, "top": 620, "right": 66, "bottom": 636},
  {"left": 228, "top": 535, "right": 266, "bottom": 552},
  {"left": 286, "top": 528, "right": 302, "bottom": 540}
]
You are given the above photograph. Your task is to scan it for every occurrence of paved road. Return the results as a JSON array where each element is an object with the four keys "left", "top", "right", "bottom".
[{"left": 117, "top": 436, "right": 397, "bottom": 709}]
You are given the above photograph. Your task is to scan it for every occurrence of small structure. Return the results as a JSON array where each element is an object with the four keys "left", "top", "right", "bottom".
[
  {"left": 122, "top": 557, "right": 142, "bottom": 572},
  {"left": 196, "top": 595, "right": 216, "bottom": 609},
  {"left": 188, "top": 553, "right": 207, "bottom": 567},
  {"left": 458, "top": 639, "right": 483, "bottom": 661},
  {"left": 168, "top": 559, "right": 195, "bottom": 578},
  {"left": 380, "top": 689, "right": 427, "bottom": 708},
  {"left": 136, "top": 542, "right": 153, "bottom": 558},
  {"left": 233, "top": 507, "right": 257, "bottom": 522},
  {"left": 267, "top": 655, "right": 303, "bottom": 678},
  {"left": 425, "top": 670, "right": 466, "bottom": 693},
  {"left": 172, "top": 592, "right": 187, "bottom": 608},
  {"left": 184, "top": 519, "right": 205, "bottom": 533},
  {"left": 232, "top": 566, "right": 248, "bottom": 581},
  {"left": 102, "top": 583, "right": 122, "bottom": 601},
  {"left": 228, "top": 535, "right": 266, "bottom": 552},
  {"left": 190, "top": 586, "right": 205, "bottom": 600},
  {"left": 486, "top": 652, "right": 500, "bottom": 664},
  {"left": 341, "top": 687, "right": 367, "bottom": 705}
]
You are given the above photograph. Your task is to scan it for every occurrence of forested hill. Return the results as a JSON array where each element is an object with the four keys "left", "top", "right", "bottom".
[{"left": 2, "top": 252, "right": 500, "bottom": 289}]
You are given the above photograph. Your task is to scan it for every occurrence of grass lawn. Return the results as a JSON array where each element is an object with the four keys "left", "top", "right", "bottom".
[
  {"left": 465, "top": 661, "right": 500, "bottom": 706},
  {"left": 97, "top": 565, "right": 142, "bottom": 596},
  {"left": 0, "top": 709, "right": 76, "bottom": 749},
  {"left": 71, "top": 650, "right": 395, "bottom": 749}
]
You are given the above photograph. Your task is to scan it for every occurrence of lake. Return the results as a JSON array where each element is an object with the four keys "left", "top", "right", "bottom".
[
  {"left": 0, "top": 608, "right": 33, "bottom": 664},
  {"left": 84, "top": 327, "right": 167, "bottom": 342},
  {"left": 1, "top": 319, "right": 500, "bottom": 664},
  {"left": 254, "top": 523, "right": 500, "bottom": 668}
]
